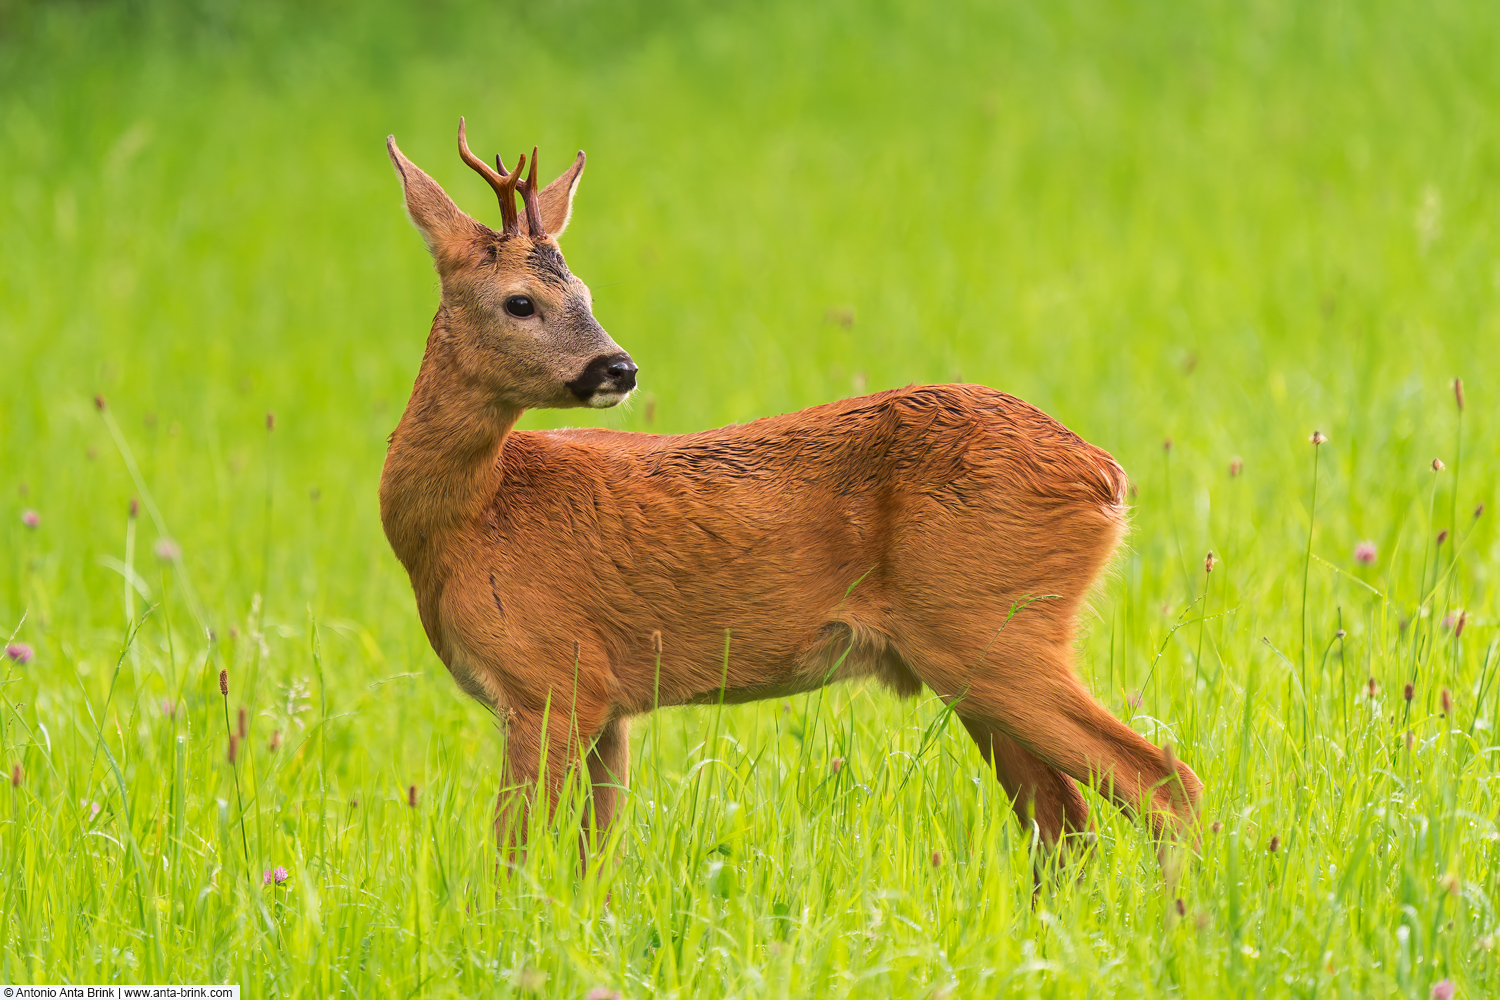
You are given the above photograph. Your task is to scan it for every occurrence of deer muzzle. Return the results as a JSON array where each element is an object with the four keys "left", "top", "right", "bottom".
[{"left": 568, "top": 352, "right": 638, "bottom": 408}]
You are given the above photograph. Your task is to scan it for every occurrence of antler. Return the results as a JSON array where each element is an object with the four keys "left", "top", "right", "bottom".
[
  {"left": 518, "top": 146, "right": 545, "bottom": 238},
  {"left": 457, "top": 117, "right": 525, "bottom": 236}
]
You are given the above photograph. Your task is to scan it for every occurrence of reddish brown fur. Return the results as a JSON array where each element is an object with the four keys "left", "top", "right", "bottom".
[{"left": 382, "top": 124, "right": 1203, "bottom": 864}]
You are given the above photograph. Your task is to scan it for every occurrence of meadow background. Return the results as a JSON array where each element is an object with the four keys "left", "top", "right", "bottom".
[{"left": 3, "top": 0, "right": 1499, "bottom": 995}]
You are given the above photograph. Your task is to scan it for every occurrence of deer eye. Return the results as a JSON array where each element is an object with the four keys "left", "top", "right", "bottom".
[{"left": 504, "top": 295, "right": 535, "bottom": 318}]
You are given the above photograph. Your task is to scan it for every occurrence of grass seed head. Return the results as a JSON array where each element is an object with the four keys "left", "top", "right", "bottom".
[
  {"left": 1268, "top": 834, "right": 1279, "bottom": 853},
  {"left": 408, "top": 784, "right": 419, "bottom": 808},
  {"left": 1310, "top": 430, "right": 1327, "bottom": 445},
  {"left": 10, "top": 763, "right": 21, "bottom": 786},
  {"left": 1211, "top": 821, "right": 1222, "bottom": 834},
  {"left": 1455, "top": 612, "right": 1466, "bottom": 638},
  {"left": 269, "top": 730, "right": 282, "bottom": 754},
  {"left": 227, "top": 734, "right": 238, "bottom": 765},
  {"left": 219, "top": 669, "right": 228, "bottom": 696},
  {"left": 1431, "top": 457, "right": 1445, "bottom": 472},
  {"left": 1367, "top": 677, "right": 1379, "bottom": 698},
  {"left": 266, "top": 411, "right": 276, "bottom": 431},
  {"left": 1476, "top": 502, "right": 1486, "bottom": 520},
  {"left": 1405, "top": 730, "right": 1415, "bottom": 751},
  {"left": 1175, "top": 897, "right": 1186, "bottom": 917},
  {"left": 1163, "top": 438, "right": 1172, "bottom": 452},
  {"left": 1404, "top": 682, "right": 1414, "bottom": 703},
  {"left": 931, "top": 850, "right": 942, "bottom": 867},
  {"left": 830, "top": 757, "right": 843, "bottom": 773},
  {"left": 1204, "top": 551, "right": 1217, "bottom": 573},
  {"left": 1441, "top": 688, "right": 1453, "bottom": 716},
  {"left": 1436, "top": 529, "right": 1448, "bottom": 546},
  {"left": 93, "top": 394, "right": 106, "bottom": 411},
  {"left": 129, "top": 497, "right": 139, "bottom": 519},
  {"left": 1454, "top": 377, "right": 1464, "bottom": 412},
  {"left": 1230, "top": 456, "right": 1243, "bottom": 477}
]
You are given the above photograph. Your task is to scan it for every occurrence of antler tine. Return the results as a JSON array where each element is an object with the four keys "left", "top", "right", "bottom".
[
  {"left": 508, "top": 152, "right": 527, "bottom": 237},
  {"left": 519, "top": 145, "right": 546, "bottom": 238},
  {"left": 457, "top": 117, "right": 521, "bottom": 236}
]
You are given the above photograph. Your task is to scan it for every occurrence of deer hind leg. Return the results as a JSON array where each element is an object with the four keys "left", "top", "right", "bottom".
[
  {"left": 921, "top": 636, "right": 1202, "bottom": 841},
  {"left": 959, "top": 717, "right": 1089, "bottom": 851}
]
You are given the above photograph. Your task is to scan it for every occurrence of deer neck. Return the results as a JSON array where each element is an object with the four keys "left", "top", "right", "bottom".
[{"left": 380, "top": 311, "right": 521, "bottom": 580}]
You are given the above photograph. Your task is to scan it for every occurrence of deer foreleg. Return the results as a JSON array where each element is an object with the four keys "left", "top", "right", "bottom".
[{"left": 583, "top": 715, "right": 630, "bottom": 864}]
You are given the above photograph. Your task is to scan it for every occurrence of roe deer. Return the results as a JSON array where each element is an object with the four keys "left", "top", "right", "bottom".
[{"left": 381, "top": 120, "right": 1203, "bottom": 865}]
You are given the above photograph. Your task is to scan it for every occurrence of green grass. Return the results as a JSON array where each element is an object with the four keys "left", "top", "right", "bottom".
[{"left": 3, "top": 0, "right": 1499, "bottom": 995}]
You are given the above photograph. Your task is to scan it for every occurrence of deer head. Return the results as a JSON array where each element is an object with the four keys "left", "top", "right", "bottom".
[{"left": 386, "top": 119, "right": 637, "bottom": 409}]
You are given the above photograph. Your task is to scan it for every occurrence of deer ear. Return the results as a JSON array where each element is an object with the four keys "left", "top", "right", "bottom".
[
  {"left": 529, "top": 150, "right": 585, "bottom": 238},
  {"left": 388, "top": 135, "right": 476, "bottom": 256}
]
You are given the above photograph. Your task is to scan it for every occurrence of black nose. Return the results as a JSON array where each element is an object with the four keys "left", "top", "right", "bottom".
[
  {"left": 606, "top": 358, "right": 638, "bottom": 391},
  {"left": 566, "top": 351, "right": 639, "bottom": 402}
]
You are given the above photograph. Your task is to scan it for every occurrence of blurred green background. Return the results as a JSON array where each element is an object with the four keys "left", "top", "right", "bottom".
[{"left": 3, "top": 0, "right": 1499, "bottom": 995}]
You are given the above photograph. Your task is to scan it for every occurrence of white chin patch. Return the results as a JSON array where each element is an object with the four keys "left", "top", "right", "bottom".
[{"left": 588, "top": 390, "right": 630, "bottom": 409}]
